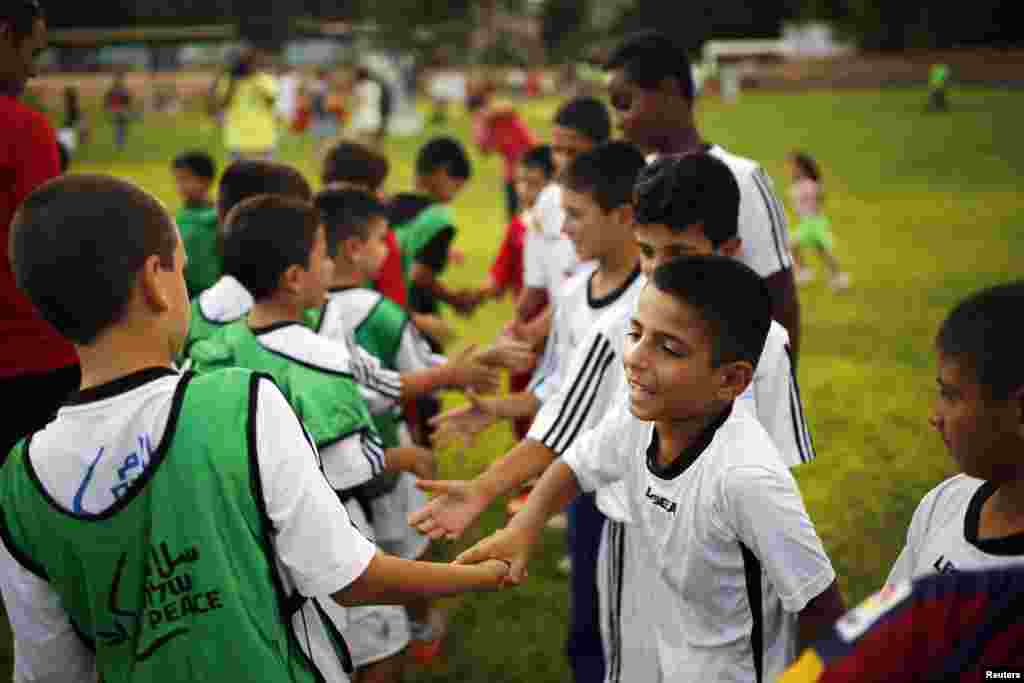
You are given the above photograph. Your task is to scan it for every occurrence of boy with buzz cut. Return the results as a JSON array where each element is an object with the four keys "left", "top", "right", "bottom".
[
  {"left": 183, "top": 159, "right": 312, "bottom": 357},
  {"left": 0, "top": 175, "right": 509, "bottom": 683},
  {"left": 458, "top": 255, "right": 845, "bottom": 683},
  {"left": 171, "top": 150, "right": 219, "bottom": 297},
  {"left": 885, "top": 282, "right": 1024, "bottom": 586},
  {"left": 312, "top": 188, "right": 530, "bottom": 673},
  {"left": 413, "top": 153, "right": 815, "bottom": 683}
]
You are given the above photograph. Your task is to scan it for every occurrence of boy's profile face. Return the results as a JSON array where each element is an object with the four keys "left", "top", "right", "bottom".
[
  {"left": 0, "top": 17, "right": 46, "bottom": 94},
  {"left": 932, "top": 351, "right": 1023, "bottom": 482},
  {"left": 173, "top": 168, "right": 211, "bottom": 204},
  {"left": 424, "top": 168, "right": 466, "bottom": 204},
  {"left": 515, "top": 165, "right": 547, "bottom": 210},
  {"left": 562, "top": 188, "right": 623, "bottom": 263},
  {"left": 351, "top": 216, "right": 391, "bottom": 280},
  {"left": 624, "top": 283, "right": 722, "bottom": 424},
  {"left": 634, "top": 222, "right": 740, "bottom": 278},
  {"left": 607, "top": 69, "right": 678, "bottom": 151},
  {"left": 550, "top": 125, "right": 594, "bottom": 175}
]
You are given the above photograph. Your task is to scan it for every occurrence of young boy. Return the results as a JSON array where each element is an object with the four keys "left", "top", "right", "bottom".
[
  {"left": 886, "top": 282, "right": 1024, "bottom": 585},
  {"left": 104, "top": 69, "right": 134, "bottom": 150},
  {"left": 183, "top": 159, "right": 312, "bottom": 357},
  {"left": 414, "top": 153, "right": 815, "bottom": 683},
  {"left": 468, "top": 80, "right": 537, "bottom": 220},
  {"left": 458, "top": 256, "right": 844, "bottom": 683},
  {"left": 0, "top": 175, "right": 508, "bottom": 683},
  {"left": 389, "top": 136, "right": 481, "bottom": 325},
  {"left": 515, "top": 96, "right": 612, "bottom": 346},
  {"left": 172, "top": 150, "right": 219, "bottom": 298}
]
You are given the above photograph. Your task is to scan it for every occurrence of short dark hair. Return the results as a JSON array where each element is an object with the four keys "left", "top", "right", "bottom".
[
  {"left": 322, "top": 141, "right": 390, "bottom": 191},
  {"left": 634, "top": 153, "right": 740, "bottom": 248},
  {"left": 216, "top": 160, "right": 312, "bottom": 219},
  {"left": 790, "top": 151, "right": 821, "bottom": 182},
  {"left": 606, "top": 30, "right": 695, "bottom": 100},
  {"left": 562, "top": 141, "right": 647, "bottom": 212},
  {"left": 520, "top": 144, "right": 555, "bottom": 179},
  {"left": 651, "top": 255, "right": 771, "bottom": 368},
  {"left": 553, "top": 96, "right": 611, "bottom": 144},
  {"left": 1, "top": 0, "right": 43, "bottom": 42},
  {"left": 172, "top": 150, "right": 216, "bottom": 181},
  {"left": 221, "top": 195, "right": 321, "bottom": 301},
  {"left": 315, "top": 188, "right": 387, "bottom": 255},
  {"left": 415, "top": 137, "right": 472, "bottom": 180},
  {"left": 10, "top": 174, "right": 177, "bottom": 345},
  {"left": 937, "top": 282, "right": 1024, "bottom": 399}
]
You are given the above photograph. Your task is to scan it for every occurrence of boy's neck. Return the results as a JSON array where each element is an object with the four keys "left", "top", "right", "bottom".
[
  {"left": 651, "top": 124, "right": 704, "bottom": 157},
  {"left": 76, "top": 327, "right": 175, "bottom": 391},
  {"left": 654, "top": 404, "right": 729, "bottom": 469},
  {"left": 987, "top": 477, "right": 1024, "bottom": 528},
  {"left": 593, "top": 241, "right": 640, "bottom": 296},
  {"left": 247, "top": 299, "right": 307, "bottom": 329},
  {"left": 184, "top": 197, "right": 212, "bottom": 209}
]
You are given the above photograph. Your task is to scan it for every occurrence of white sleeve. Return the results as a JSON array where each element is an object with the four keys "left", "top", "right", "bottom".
[
  {"left": 737, "top": 166, "right": 792, "bottom": 278},
  {"left": 256, "top": 378, "right": 376, "bottom": 598},
  {"left": 0, "top": 542, "right": 96, "bottom": 683},
  {"left": 527, "top": 299, "right": 567, "bottom": 403},
  {"left": 394, "top": 320, "right": 441, "bottom": 373},
  {"left": 560, "top": 405, "right": 632, "bottom": 493},
  {"left": 526, "top": 321, "right": 623, "bottom": 456},
  {"left": 721, "top": 464, "right": 836, "bottom": 613},
  {"left": 749, "top": 325, "right": 814, "bottom": 467},
  {"left": 318, "top": 430, "right": 386, "bottom": 492},
  {"left": 884, "top": 490, "right": 939, "bottom": 586},
  {"left": 534, "top": 186, "right": 565, "bottom": 239},
  {"left": 523, "top": 227, "right": 546, "bottom": 289},
  {"left": 346, "top": 340, "right": 402, "bottom": 414}
]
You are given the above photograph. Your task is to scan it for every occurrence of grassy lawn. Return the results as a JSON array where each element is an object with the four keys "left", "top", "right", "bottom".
[{"left": 2, "top": 84, "right": 1022, "bottom": 681}]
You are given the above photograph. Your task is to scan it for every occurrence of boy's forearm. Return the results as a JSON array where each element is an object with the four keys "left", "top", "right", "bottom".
[
  {"left": 509, "top": 460, "right": 580, "bottom": 532},
  {"left": 515, "top": 288, "right": 547, "bottom": 324},
  {"left": 334, "top": 551, "right": 502, "bottom": 607},
  {"left": 411, "top": 264, "right": 458, "bottom": 304},
  {"left": 476, "top": 438, "right": 558, "bottom": 502},
  {"left": 797, "top": 580, "right": 846, "bottom": 652},
  {"left": 489, "top": 392, "right": 540, "bottom": 420},
  {"left": 400, "top": 365, "right": 458, "bottom": 400}
]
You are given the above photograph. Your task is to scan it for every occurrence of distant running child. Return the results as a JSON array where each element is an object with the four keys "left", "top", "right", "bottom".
[{"left": 788, "top": 151, "right": 849, "bottom": 291}]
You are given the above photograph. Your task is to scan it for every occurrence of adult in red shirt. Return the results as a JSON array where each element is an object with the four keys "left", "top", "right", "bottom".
[{"left": 1, "top": 0, "right": 79, "bottom": 457}]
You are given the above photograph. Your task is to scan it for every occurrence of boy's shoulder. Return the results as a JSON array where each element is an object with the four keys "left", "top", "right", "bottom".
[
  {"left": 324, "top": 287, "right": 407, "bottom": 328},
  {"left": 912, "top": 474, "right": 986, "bottom": 529},
  {"left": 389, "top": 193, "right": 443, "bottom": 225},
  {"left": 195, "top": 276, "right": 253, "bottom": 324},
  {"left": 255, "top": 322, "right": 355, "bottom": 377},
  {"left": 710, "top": 408, "right": 790, "bottom": 481},
  {"left": 708, "top": 144, "right": 760, "bottom": 180}
]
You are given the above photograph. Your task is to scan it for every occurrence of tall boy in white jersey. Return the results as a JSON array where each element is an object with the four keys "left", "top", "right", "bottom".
[
  {"left": 0, "top": 176, "right": 509, "bottom": 683},
  {"left": 418, "top": 152, "right": 814, "bottom": 683},
  {"left": 458, "top": 256, "right": 845, "bottom": 683},
  {"left": 886, "top": 282, "right": 1024, "bottom": 585}
]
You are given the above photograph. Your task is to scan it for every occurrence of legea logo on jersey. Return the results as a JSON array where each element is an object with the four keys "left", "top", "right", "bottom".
[{"left": 645, "top": 486, "right": 677, "bottom": 514}]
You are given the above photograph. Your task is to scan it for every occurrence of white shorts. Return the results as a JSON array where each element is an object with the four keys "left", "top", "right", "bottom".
[
  {"left": 369, "top": 472, "right": 430, "bottom": 560},
  {"left": 597, "top": 520, "right": 661, "bottom": 683},
  {"left": 339, "top": 498, "right": 412, "bottom": 668}
]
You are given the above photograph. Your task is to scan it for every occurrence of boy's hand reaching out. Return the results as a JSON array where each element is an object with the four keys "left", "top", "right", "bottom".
[{"left": 454, "top": 523, "right": 539, "bottom": 585}]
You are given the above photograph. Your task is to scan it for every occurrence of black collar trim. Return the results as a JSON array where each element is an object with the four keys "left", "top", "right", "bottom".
[
  {"left": 646, "top": 405, "right": 732, "bottom": 480},
  {"left": 249, "top": 320, "right": 303, "bottom": 336},
  {"left": 64, "top": 367, "right": 178, "bottom": 406},
  {"left": 587, "top": 265, "right": 642, "bottom": 310},
  {"left": 964, "top": 481, "right": 1024, "bottom": 556}
]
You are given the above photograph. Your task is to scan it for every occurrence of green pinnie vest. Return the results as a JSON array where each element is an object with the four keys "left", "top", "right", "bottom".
[
  {"left": 176, "top": 204, "right": 221, "bottom": 298},
  {"left": 189, "top": 321, "right": 378, "bottom": 450},
  {"left": 393, "top": 202, "right": 453, "bottom": 284},
  {"left": 0, "top": 369, "right": 347, "bottom": 682}
]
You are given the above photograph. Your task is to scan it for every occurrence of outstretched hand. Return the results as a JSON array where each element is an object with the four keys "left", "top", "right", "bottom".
[
  {"left": 449, "top": 345, "right": 500, "bottom": 395},
  {"left": 408, "top": 478, "right": 492, "bottom": 541},
  {"left": 429, "top": 390, "right": 498, "bottom": 450},
  {"left": 453, "top": 524, "right": 537, "bottom": 585},
  {"left": 476, "top": 338, "right": 536, "bottom": 374}
]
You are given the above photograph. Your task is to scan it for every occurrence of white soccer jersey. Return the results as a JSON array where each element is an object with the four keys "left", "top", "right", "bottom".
[
  {"left": 886, "top": 474, "right": 1024, "bottom": 586},
  {"left": 563, "top": 404, "right": 835, "bottom": 683},
  {"left": 528, "top": 262, "right": 640, "bottom": 404},
  {"left": 196, "top": 275, "right": 254, "bottom": 324},
  {"left": 0, "top": 369, "right": 376, "bottom": 683},
  {"left": 523, "top": 183, "right": 583, "bottom": 298}
]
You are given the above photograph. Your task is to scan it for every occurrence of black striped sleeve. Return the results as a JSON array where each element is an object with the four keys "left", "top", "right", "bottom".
[
  {"left": 751, "top": 168, "right": 790, "bottom": 271},
  {"left": 785, "top": 344, "right": 814, "bottom": 463},
  {"left": 539, "top": 334, "right": 617, "bottom": 455},
  {"left": 360, "top": 430, "right": 386, "bottom": 475}
]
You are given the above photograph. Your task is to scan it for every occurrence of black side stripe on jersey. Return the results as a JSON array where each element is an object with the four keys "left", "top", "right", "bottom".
[
  {"left": 540, "top": 335, "right": 611, "bottom": 453},
  {"left": 752, "top": 169, "right": 789, "bottom": 271},
  {"left": 605, "top": 521, "right": 624, "bottom": 683},
  {"left": 612, "top": 522, "right": 626, "bottom": 683},
  {"left": 547, "top": 337, "right": 616, "bottom": 455},
  {"left": 785, "top": 344, "right": 815, "bottom": 462},
  {"left": 740, "top": 543, "right": 764, "bottom": 683}
]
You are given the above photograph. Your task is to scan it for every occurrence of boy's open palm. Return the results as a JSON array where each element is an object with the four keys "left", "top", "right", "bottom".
[
  {"left": 409, "top": 479, "right": 491, "bottom": 540},
  {"left": 454, "top": 525, "right": 537, "bottom": 585},
  {"left": 450, "top": 345, "right": 500, "bottom": 394},
  {"left": 428, "top": 390, "right": 497, "bottom": 449},
  {"left": 477, "top": 338, "right": 536, "bottom": 374}
]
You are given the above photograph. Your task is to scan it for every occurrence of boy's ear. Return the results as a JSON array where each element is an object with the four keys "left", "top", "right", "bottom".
[
  {"left": 718, "top": 237, "right": 742, "bottom": 259},
  {"left": 613, "top": 203, "right": 635, "bottom": 228},
  {"left": 280, "top": 264, "right": 306, "bottom": 296},
  {"left": 716, "top": 360, "right": 754, "bottom": 403},
  {"left": 139, "top": 253, "right": 172, "bottom": 314}
]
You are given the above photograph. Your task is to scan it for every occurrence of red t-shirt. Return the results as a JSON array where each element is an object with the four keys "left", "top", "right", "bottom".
[
  {"left": 373, "top": 229, "right": 407, "bottom": 309},
  {"left": 0, "top": 95, "right": 78, "bottom": 378},
  {"left": 475, "top": 110, "right": 536, "bottom": 182},
  {"left": 490, "top": 214, "right": 527, "bottom": 295}
]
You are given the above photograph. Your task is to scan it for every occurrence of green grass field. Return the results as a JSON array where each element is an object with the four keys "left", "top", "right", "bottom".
[{"left": 2, "top": 85, "right": 1022, "bottom": 681}]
